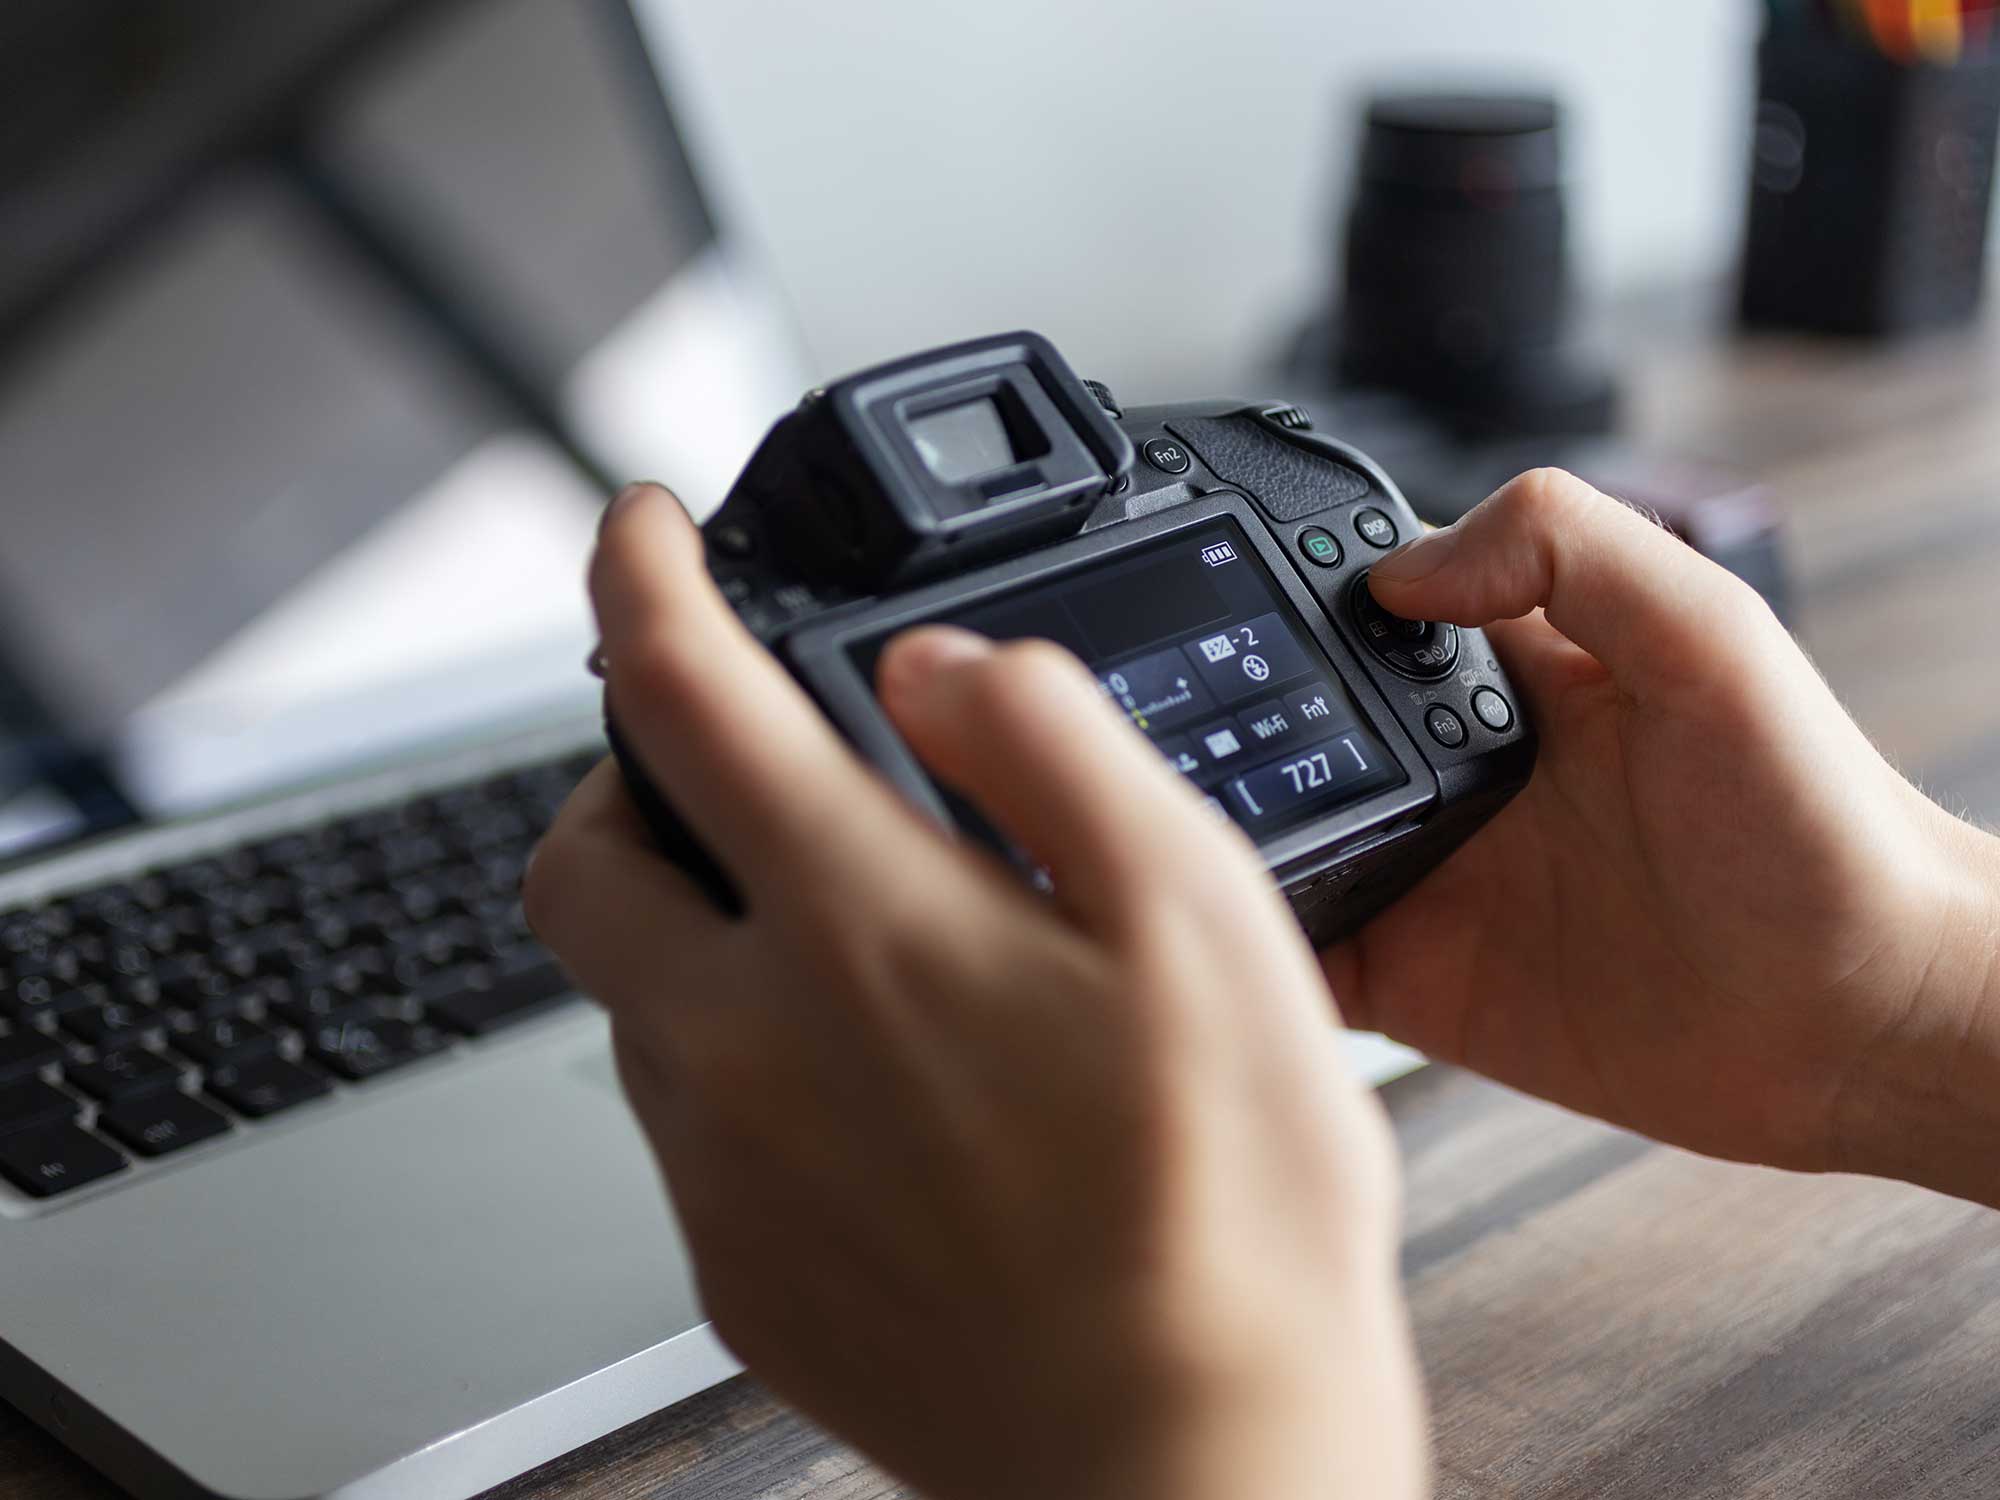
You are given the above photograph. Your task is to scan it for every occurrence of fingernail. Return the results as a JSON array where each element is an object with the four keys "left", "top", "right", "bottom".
[
  {"left": 1371, "top": 525, "right": 1460, "bottom": 584},
  {"left": 600, "top": 481, "right": 661, "bottom": 535},
  {"left": 876, "top": 626, "right": 994, "bottom": 704}
]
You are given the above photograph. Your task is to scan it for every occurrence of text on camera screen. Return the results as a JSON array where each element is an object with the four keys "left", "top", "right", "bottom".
[{"left": 856, "top": 519, "right": 1404, "bottom": 844}]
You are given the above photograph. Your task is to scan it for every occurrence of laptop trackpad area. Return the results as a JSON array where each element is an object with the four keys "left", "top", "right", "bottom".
[{"left": 0, "top": 1010, "right": 725, "bottom": 1499}]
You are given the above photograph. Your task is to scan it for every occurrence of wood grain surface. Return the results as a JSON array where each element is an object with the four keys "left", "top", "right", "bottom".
[{"left": 6, "top": 307, "right": 1998, "bottom": 1499}]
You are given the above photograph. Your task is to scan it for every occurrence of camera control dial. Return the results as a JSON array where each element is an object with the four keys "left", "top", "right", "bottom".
[{"left": 1347, "top": 572, "right": 1459, "bottom": 680}]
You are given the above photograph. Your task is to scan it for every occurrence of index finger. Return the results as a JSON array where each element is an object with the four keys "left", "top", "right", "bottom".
[
  {"left": 1368, "top": 469, "right": 1783, "bottom": 704},
  {"left": 592, "top": 484, "right": 945, "bottom": 913}
]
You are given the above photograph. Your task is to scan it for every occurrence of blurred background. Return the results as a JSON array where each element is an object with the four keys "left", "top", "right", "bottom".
[
  {"left": 653, "top": 0, "right": 1755, "bottom": 392},
  {"left": 3, "top": 0, "right": 1997, "bottom": 864}
]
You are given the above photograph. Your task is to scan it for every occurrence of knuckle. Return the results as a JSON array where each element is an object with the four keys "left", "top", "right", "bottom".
[
  {"left": 814, "top": 884, "right": 945, "bottom": 999},
  {"left": 1702, "top": 567, "right": 1787, "bottom": 649},
  {"left": 1498, "top": 466, "right": 1591, "bottom": 531}
]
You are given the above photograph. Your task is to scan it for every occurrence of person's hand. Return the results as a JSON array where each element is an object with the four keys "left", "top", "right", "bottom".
[
  {"left": 526, "top": 484, "right": 1427, "bottom": 1500},
  {"left": 1324, "top": 468, "right": 2000, "bottom": 1205}
]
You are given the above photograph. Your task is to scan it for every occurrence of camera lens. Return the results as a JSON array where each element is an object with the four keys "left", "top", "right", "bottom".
[{"left": 1335, "top": 92, "right": 1615, "bottom": 436}]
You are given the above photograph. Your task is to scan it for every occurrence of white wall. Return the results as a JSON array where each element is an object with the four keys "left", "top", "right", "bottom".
[{"left": 642, "top": 0, "right": 1756, "bottom": 398}]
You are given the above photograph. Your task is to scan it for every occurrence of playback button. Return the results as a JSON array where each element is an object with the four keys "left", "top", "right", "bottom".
[{"left": 1297, "top": 526, "right": 1343, "bottom": 568}]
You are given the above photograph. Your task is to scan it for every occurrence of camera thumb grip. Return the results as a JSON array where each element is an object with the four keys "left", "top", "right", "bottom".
[{"left": 603, "top": 710, "right": 748, "bottom": 918}]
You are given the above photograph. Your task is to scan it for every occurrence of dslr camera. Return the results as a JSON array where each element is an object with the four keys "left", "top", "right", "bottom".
[{"left": 609, "top": 332, "right": 1534, "bottom": 945}]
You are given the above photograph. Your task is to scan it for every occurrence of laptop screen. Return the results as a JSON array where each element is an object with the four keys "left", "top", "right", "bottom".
[{"left": 0, "top": 0, "right": 803, "bottom": 864}]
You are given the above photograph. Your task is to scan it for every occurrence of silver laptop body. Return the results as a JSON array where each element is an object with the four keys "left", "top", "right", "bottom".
[{"left": 0, "top": 722, "right": 738, "bottom": 1500}]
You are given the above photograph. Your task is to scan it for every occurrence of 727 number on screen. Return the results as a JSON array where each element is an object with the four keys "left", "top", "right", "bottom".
[{"left": 1279, "top": 738, "right": 1368, "bottom": 796}]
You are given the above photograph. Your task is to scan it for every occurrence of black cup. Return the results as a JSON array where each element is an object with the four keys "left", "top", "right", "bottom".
[{"left": 1740, "top": 25, "right": 2000, "bottom": 337}]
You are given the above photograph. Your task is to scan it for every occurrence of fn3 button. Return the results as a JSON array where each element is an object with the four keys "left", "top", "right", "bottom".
[{"left": 1424, "top": 705, "right": 1467, "bottom": 749}]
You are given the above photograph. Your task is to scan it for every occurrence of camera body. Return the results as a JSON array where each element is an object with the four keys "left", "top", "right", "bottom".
[{"left": 608, "top": 332, "right": 1534, "bottom": 946}]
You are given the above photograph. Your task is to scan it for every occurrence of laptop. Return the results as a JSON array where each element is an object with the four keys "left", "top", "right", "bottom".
[{"left": 0, "top": 2, "right": 804, "bottom": 1495}]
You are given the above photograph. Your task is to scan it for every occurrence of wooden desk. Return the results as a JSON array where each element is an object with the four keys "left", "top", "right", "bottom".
[{"left": 6, "top": 309, "right": 1999, "bottom": 1499}]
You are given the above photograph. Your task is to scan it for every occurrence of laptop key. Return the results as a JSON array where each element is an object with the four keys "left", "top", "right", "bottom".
[
  {"left": 0, "top": 1124, "right": 127, "bottom": 1198},
  {"left": 0, "top": 1078, "right": 79, "bottom": 1137},
  {"left": 205, "top": 1056, "right": 332, "bottom": 1119},
  {"left": 68, "top": 1047, "right": 186, "bottom": 1102},
  {"left": 61, "top": 1002, "right": 162, "bottom": 1049},
  {"left": 0, "top": 751, "right": 595, "bottom": 1178},
  {"left": 97, "top": 1091, "right": 231, "bottom": 1158},
  {"left": 296, "top": 947, "right": 389, "bottom": 999},
  {"left": 173, "top": 1015, "right": 279, "bottom": 1069},
  {"left": 160, "top": 983, "right": 249, "bottom": 1027},
  {"left": 155, "top": 957, "right": 234, "bottom": 1016},
  {"left": 0, "top": 1031, "right": 62, "bottom": 1085},
  {"left": 306, "top": 1014, "right": 449, "bottom": 1081},
  {"left": 418, "top": 955, "right": 574, "bottom": 1036},
  {"left": 1, "top": 976, "right": 102, "bottom": 1026}
]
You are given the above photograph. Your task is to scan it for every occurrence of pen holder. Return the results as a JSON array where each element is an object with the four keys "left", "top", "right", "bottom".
[{"left": 1740, "top": 25, "right": 2000, "bottom": 337}]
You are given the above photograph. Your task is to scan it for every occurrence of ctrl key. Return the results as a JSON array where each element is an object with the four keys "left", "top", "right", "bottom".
[{"left": 0, "top": 1125, "right": 128, "bottom": 1198}]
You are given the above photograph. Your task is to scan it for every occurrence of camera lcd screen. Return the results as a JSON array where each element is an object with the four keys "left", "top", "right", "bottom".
[
  {"left": 855, "top": 519, "right": 1405, "bottom": 844},
  {"left": 908, "top": 398, "right": 1016, "bottom": 483}
]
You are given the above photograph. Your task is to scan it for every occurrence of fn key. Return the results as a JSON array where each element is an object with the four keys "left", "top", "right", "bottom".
[{"left": 0, "top": 1125, "right": 128, "bottom": 1198}]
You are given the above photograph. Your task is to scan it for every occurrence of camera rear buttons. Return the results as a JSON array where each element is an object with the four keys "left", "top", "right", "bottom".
[
  {"left": 1353, "top": 508, "right": 1399, "bottom": 548},
  {"left": 1424, "top": 705, "right": 1468, "bottom": 748},
  {"left": 1297, "top": 526, "right": 1343, "bottom": 567},
  {"left": 1347, "top": 573, "right": 1459, "bottom": 680},
  {"left": 708, "top": 522, "right": 755, "bottom": 559},
  {"left": 1471, "top": 687, "right": 1515, "bottom": 732},
  {"left": 1142, "top": 438, "right": 1192, "bottom": 474}
]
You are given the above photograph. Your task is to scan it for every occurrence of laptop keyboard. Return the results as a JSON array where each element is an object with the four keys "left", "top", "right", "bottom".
[{"left": 0, "top": 750, "right": 599, "bottom": 1201}]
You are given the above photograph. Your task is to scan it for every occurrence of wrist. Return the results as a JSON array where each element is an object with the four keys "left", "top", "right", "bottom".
[
  {"left": 1838, "top": 812, "right": 2000, "bottom": 1205},
  {"left": 1065, "top": 1257, "right": 1428, "bottom": 1500}
]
